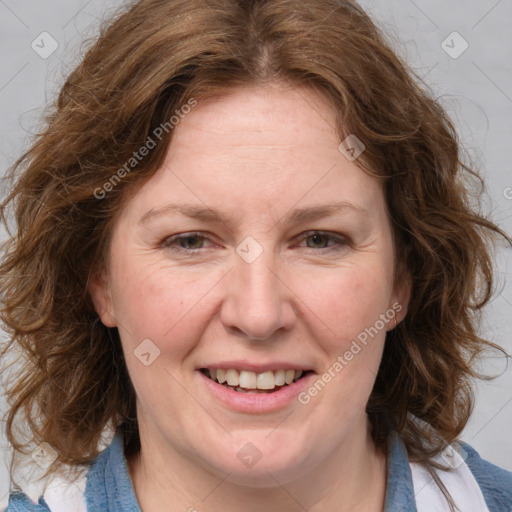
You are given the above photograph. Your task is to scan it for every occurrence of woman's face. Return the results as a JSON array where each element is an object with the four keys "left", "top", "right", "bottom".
[{"left": 90, "top": 83, "right": 409, "bottom": 485}]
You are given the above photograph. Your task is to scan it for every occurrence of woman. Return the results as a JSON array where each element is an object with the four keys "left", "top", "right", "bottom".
[{"left": 1, "top": 0, "right": 511, "bottom": 511}]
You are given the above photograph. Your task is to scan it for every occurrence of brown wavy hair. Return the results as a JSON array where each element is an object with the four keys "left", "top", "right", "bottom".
[{"left": 1, "top": 0, "right": 510, "bottom": 491}]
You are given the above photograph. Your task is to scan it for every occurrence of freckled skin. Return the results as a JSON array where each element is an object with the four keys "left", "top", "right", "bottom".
[{"left": 89, "top": 82, "right": 410, "bottom": 512}]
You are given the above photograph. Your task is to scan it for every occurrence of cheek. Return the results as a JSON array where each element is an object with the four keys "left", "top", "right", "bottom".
[
  {"left": 297, "top": 265, "right": 392, "bottom": 348},
  {"left": 109, "top": 257, "right": 224, "bottom": 352},
  {"left": 295, "top": 269, "right": 390, "bottom": 418}
]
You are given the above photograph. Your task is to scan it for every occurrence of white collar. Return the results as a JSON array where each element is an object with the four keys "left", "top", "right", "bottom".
[{"left": 410, "top": 444, "right": 490, "bottom": 512}]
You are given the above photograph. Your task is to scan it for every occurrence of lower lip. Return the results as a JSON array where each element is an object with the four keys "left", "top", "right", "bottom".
[{"left": 197, "top": 370, "right": 315, "bottom": 413}]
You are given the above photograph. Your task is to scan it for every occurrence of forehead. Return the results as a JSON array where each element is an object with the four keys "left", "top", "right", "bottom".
[
  {"left": 180, "top": 83, "right": 337, "bottom": 147},
  {"left": 119, "top": 83, "right": 386, "bottom": 227}
]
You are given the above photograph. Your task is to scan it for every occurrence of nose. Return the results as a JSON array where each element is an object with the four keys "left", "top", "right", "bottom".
[{"left": 220, "top": 250, "right": 296, "bottom": 341}]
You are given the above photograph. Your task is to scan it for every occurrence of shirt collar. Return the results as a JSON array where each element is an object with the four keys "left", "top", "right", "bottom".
[
  {"left": 85, "top": 433, "right": 141, "bottom": 512},
  {"left": 384, "top": 431, "right": 418, "bottom": 512}
]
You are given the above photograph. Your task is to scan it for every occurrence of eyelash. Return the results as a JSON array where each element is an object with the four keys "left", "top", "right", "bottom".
[{"left": 160, "top": 231, "right": 349, "bottom": 255}]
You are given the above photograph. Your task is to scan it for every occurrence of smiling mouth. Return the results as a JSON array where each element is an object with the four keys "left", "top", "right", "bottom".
[{"left": 199, "top": 368, "right": 312, "bottom": 394}]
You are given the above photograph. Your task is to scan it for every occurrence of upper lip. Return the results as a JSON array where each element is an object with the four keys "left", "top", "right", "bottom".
[{"left": 198, "top": 361, "right": 315, "bottom": 373}]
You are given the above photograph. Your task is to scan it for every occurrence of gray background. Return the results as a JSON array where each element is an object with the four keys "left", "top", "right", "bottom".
[{"left": 0, "top": 0, "right": 511, "bottom": 506}]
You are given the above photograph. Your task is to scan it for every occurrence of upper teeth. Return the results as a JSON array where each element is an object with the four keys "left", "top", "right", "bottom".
[{"left": 207, "top": 368, "right": 304, "bottom": 390}]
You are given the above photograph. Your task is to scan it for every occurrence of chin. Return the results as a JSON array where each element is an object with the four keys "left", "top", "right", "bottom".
[
  {"left": 216, "top": 460, "right": 302, "bottom": 488},
  {"left": 196, "top": 442, "right": 310, "bottom": 487}
]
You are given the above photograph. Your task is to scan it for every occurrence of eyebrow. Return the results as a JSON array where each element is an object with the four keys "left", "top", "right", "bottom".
[{"left": 138, "top": 201, "right": 367, "bottom": 229}]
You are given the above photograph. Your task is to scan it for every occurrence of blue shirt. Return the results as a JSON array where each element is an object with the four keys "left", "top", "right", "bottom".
[{"left": 6, "top": 432, "right": 512, "bottom": 511}]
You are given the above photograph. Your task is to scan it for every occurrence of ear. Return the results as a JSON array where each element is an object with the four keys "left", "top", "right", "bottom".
[
  {"left": 388, "top": 270, "right": 412, "bottom": 329},
  {"left": 88, "top": 266, "right": 117, "bottom": 328}
]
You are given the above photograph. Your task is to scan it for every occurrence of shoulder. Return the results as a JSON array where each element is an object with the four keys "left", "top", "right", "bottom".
[
  {"left": 407, "top": 437, "right": 512, "bottom": 512},
  {"left": 460, "top": 441, "right": 512, "bottom": 511},
  {"left": 5, "top": 472, "right": 87, "bottom": 512},
  {"left": 4, "top": 492, "right": 51, "bottom": 511},
  {"left": 5, "top": 433, "right": 133, "bottom": 512}
]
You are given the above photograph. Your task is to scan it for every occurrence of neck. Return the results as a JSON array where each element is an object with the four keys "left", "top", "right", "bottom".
[{"left": 128, "top": 417, "right": 387, "bottom": 512}]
